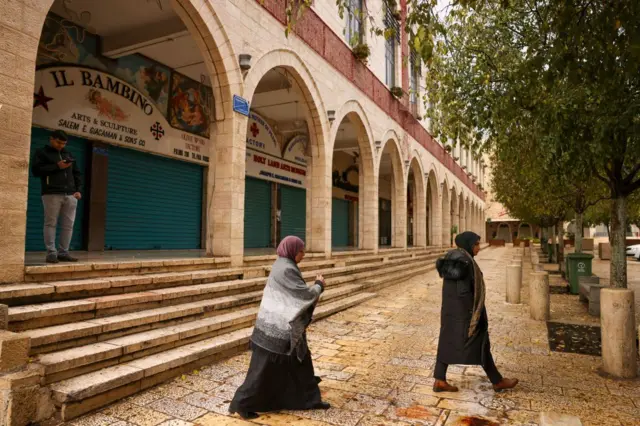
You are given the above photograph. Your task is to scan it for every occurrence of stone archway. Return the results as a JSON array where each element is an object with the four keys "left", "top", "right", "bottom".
[
  {"left": 1, "top": 0, "right": 242, "bottom": 281},
  {"left": 497, "top": 222, "right": 512, "bottom": 243},
  {"left": 377, "top": 136, "right": 405, "bottom": 248},
  {"left": 244, "top": 49, "right": 329, "bottom": 255},
  {"left": 329, "top": 100, "right": 377, "bottom": 251}
]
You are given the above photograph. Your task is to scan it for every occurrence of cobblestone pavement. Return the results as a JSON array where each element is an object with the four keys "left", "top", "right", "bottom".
[{"left": 71, "top": 247, "right": 640, "bottom": 426}]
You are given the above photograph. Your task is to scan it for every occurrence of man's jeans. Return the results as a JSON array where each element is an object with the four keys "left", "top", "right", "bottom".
[{"left": 43, "top": 194, "right": 77, "bottom": 255}]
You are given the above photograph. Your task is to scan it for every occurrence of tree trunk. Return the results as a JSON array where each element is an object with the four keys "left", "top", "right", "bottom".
[
  {"left": 551, "top": 225, "right": 557, "bottom": 263},
  {"left": 575, "top": 212, "right": 583, "bottom": 253},
  {"left": 557, "top": 222, "right": 565, "bottom": 265},
  {"left": 610, "top": 195, "right": 627, "bottom": 288},
  {"left": 605, "top": 222, "right": 610, "bottom": 239}
]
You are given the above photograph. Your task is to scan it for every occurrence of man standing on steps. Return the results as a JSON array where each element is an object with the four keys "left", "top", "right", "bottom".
[{"left": 31, "top": 130, "right": 82, "bottom": 264}]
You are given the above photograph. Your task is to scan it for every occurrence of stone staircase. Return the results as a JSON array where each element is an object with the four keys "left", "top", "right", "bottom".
[{"left": 0, "top": 246, "right": 447, "bottom": 421}]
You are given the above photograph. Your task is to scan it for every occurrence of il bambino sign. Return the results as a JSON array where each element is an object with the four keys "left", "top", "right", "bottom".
[{"left": 33, "top": 66, "right": 210, "bottom": 165}]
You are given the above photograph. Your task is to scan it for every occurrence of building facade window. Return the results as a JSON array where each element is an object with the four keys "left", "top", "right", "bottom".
[
  {"left": 384, "top": 4, "right": 399, "bottom": 86},
  {"left": 345, "top": 0, "right": 364, "bottom": 45},
  {"left": 409, "top": 50, "right": 420, "bottom": 109}
]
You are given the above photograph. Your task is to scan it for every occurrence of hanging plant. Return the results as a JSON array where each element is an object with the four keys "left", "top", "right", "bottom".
[
  {"left": 352, "top": 43, "right": 371, "bottom": 62},
  {"left": 390, "top": 86, "right": 404, "bottom": 99},
  {"left": 444, "top": 145, "right": 453, "bottom": 153}
]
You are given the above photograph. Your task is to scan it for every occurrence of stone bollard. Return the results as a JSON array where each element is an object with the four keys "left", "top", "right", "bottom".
[
  {"left": 600, "top": 288, "right": 637, "bottom": 378},
  {"left": 506, "top": 264, "right": 522, "bottom": 304},
  {"left": 529, "top": 271, "right": 550, "bottom": 321}
]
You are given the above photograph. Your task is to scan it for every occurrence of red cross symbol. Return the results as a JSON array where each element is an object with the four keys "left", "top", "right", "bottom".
[{"left": 250, "top": 122, "right": 259, "bottom": 138}]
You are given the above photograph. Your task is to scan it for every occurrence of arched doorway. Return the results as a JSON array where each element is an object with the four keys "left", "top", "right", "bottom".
[
  {"left": 378, "top": 137, "right": 404, "bottom": 247},
  {"left": 242, "top": 62, "right": 326, "bottom": 253},
  {"left": 407, "top": 157, "right": 426, "bottom": 247},
  {"left": 518, "top": 223, "right": 533, "bottom": 239},
  {"left": 330, "top": 104, "right": 375, "bottom": 250},
  {"left": 23, "top": 0, "right": 238, "bottom": 268},
  {"left": 497, "top": 222, "right": 512, "bottom": 242}
]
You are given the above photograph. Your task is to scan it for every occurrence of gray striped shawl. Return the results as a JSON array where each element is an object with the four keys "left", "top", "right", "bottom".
[{"left": 250, "top": 257, "right": 323, "bottom": 361}]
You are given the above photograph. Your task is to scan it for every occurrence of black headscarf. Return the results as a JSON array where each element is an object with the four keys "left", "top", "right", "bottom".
[{"left": 455, "top": 231, "right": 481, "bottom": 257}]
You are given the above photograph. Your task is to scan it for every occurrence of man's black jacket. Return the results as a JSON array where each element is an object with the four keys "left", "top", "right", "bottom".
[{"left": 31, "top": 145, "right": 82, "bottom": 195}]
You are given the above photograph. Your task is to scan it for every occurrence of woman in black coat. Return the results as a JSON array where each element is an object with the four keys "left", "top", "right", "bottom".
[{"left": 433, "top": 231, "right": 518, "bottom": 392}]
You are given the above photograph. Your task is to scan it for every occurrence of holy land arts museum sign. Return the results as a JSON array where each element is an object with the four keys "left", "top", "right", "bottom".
[
  {"left": 244, "top": 112, "right": 308, "bottom": 189},
  {"left": 32, "top": 65, "right": 210, "bottom": 165}
]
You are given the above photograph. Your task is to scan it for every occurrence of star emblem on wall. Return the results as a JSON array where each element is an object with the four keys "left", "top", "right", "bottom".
[{"left": 33, "top": 86, "right": 54, "bottom": 111}]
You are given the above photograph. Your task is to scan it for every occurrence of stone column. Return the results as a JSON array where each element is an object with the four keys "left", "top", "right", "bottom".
[
  {"left": 441, "top": 193, "right": 450, "bottom": 248},
  {"left": 0, "top": 1, "right": 42, "bottom": 283},
  {"left": 359, "top": 164, "right": 378, "bottom": 251},
  {"left": 529, "top": 271, "right": 550, "bottom": 321},
  {"left": 506, "top": 264, "right": 522, "bottom": 304},
  {"left": 414, "top": 180, "right": 427, "bottom": 247},
  {"left": 600, "top": 288, "right": 637, "bottom": 378},
  {"left": 307, "top": 152, "right": 332, "bottom": 256},
  {"left": 207, "top": 115, "right": 248, "bottom": 266}
]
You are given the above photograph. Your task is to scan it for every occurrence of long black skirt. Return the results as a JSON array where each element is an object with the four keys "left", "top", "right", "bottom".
[{"left": 229, "top": 343, "right": 322, "bottom": 413}]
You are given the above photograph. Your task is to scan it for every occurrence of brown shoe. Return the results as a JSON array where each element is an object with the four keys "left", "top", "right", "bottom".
[
  {"left": 432, "top": 379, "right": 459, "bottom": 392},
  {"left": 493, "top": 378, "right": 519, "bottom": 392}
]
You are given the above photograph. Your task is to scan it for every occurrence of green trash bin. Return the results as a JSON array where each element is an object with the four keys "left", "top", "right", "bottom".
[{"left": 566, "top": 253, "right": 593, "bottom": 295}]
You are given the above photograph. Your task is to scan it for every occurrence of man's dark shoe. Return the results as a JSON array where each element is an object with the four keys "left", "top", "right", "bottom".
[
  {"left": 46, "top": 253, "right": 59, "bottom": 264},
  {"left": 432, "top": 379, "right": 459, "bottom": 392},
  {"left": 57, "top": 253, "right": 78, "bottom": 262},
  {"left": 493, "top": 378, "right": 519, "bottom": 392}
]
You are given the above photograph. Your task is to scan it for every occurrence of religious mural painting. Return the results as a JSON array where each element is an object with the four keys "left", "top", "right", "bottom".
[{"left": 169, "top": 73, "right": 212, "bottom": 138}]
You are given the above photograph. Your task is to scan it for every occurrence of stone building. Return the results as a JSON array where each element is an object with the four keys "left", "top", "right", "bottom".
[
  {"left": 0, "top": 1, "right": 486, "bottom": 423},
  {"left": 0, "top": 0, "right": 486, "bottom": 283}
]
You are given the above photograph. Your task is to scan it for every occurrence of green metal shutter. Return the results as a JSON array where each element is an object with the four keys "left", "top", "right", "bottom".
[
  {"left": 26, "top": 127, "right": 88, "bottom": 251},
  {"left": 105, "top": 145, "right": 203, "bottom": 250},
  {"left": 280, "top": 185, "right": 306, "bottom": 242},
  {"left": 332, "top": 198, "right": 350, "bottom": 247},
  {"left": 379, "top": 198, "right": 392, "bottom": 246},
  {"left": 244, "top": 177, "right": 272, "bottom": 248}
]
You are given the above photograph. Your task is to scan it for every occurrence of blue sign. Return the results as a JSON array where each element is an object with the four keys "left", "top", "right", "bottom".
[{"left": 233, "top": 95, "right": 250, "bottom": 116}]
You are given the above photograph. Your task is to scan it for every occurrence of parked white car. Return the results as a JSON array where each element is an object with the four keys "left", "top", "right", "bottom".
[{"left": 626, "top": 244, "right": 640, "bottom": 257}]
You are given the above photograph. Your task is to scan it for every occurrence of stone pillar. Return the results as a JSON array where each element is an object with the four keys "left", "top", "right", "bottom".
[
  {"left": 529, "top": 271, "right": 550, "bottom": 321},
  {"left": 359, "top": 165, "right": 378, "bottom": 251},
  {"left": 414, "top": 179, "right": 427, "bottom": 247},
  {"left": 600, "top": 288, "right": 637, "bottom": 378},
  {"left": 0, "top": 0, "right": 42, "bottom": 283},
  {"left": 207, "top": 115, "right": 248, "bottom": 266},
  {"left": 506, "top": 264, "right": 522, "bottom": 304},
  {"left": 392, "top": 169, "right": 407, "bottom": 249},
  {"left": 307, "top": 152, "right": 332, "bottom": 255},
  {"left": 441, "top": 193, "right": 450, "bottom": 248}
]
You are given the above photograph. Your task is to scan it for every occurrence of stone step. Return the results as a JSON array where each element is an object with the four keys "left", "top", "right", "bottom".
[
  {"left": 21, "top": 284, "right": 362, "bottom": 353},
  {"left": 7, "top": 254, "right": 437, "bottom": 330},
  {"left": 49, "top": 291, "right": 377, "bottom": 421},
  {"left": 37, "top": 307, "right": 260, "bottom": 382},
  {"left": 1, "top": 266, "right": 264, "bottom": 306},
  {"left": 363, "top": 263, "right": 437, "bottom": 291},
  {"left": 25, "top": 256, "right": 234, "bottom": 282},
  {"left": 5, "top": 250, "right": 445, "bottom": 306},
  {"left": 36, "top": 284, "right": 366, "bottom": 382}
]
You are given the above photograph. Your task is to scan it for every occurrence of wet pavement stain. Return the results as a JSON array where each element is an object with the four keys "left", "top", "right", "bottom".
[
  {"left": 547, "top": 321, "right": 601, "bottom": 356},
  {"left": 455, "top": 417, "right": 500, "bottom": 426},
  {"left": 394, "top": 404, "right": 436, "bottom": 420}
]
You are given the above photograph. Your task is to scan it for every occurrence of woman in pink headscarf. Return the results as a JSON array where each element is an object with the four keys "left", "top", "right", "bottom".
[{"left": 229, "top": 236, "right": 328, "bottom": 420}]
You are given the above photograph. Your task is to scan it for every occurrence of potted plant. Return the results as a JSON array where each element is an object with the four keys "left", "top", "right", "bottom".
[
  {"left": 390, "top": 86, "right": 404, "bottom": 99},
  {"left": 352, "top": 43, "right": 371, "bottom": 63},
  {"left": 444, "top": 145, "right": 452, "bottom": 153}
]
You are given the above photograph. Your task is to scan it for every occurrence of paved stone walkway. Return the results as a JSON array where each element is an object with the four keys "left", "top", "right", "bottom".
[{"left": 70, "top": 247, "right": 640, "bottom": 426}]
